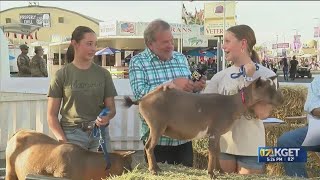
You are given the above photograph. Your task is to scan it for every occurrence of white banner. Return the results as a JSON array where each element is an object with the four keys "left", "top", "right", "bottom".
[
  {"left": 171, "top": 24, "right": 200, "bottom": 38},
  {"left": 183, "top": 35, "right": 208, "bottom": 47},
  {"left": 99, "top": 20, "right": 117, "bottom": 36}
]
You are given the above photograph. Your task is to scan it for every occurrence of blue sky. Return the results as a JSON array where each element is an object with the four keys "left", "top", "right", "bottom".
[{"left": 1, "top": 1, "right": 319, "bottom": 48}]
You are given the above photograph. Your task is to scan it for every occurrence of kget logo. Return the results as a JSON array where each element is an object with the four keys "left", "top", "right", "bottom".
[{"left": 258, "top": 147, "right": 307, "bottom": 163}]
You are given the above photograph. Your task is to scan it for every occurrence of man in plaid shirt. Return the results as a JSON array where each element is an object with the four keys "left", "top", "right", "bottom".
[{"left": 129, "top": 19, "right": 206, "bottom": 167}]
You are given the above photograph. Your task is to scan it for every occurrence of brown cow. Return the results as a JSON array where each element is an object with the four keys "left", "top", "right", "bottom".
[
  {"left": 5, "top": 129, "right": 135, "bottom": 180},
  {"left": 124, "top": 76, "right": 283, "bottom": 178}
]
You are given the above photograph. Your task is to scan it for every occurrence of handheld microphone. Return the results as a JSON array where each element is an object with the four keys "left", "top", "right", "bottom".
[{"left": 191, "top": 66, "right": 207, "bottom": 82}]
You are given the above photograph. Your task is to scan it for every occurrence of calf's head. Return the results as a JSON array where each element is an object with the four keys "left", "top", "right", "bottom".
[
  {"left": 109, "top": 151, "right": 136, "bottom": 175},
  {"left": 244, "top": 76, "right": 284, "bottom": 119}
]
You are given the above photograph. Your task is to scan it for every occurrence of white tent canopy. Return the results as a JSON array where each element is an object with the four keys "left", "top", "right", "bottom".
[{"left": 0, "top": 23, "right": 41, "bottom": 35}]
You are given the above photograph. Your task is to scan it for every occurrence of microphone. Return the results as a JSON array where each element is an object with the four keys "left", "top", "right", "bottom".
[{"left": 191, "top": 65, "right": 207, "bottom": 82}]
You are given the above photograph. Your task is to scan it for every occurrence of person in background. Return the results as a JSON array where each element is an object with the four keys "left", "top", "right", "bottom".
[
  {"left": 47, "top": 26, "right": 117, "bottom": 152},
  {"left": 277, "top": 76, "right": 320, "bottom": 178},
  {"left": 289, "top": 55, "right": 299, "bottom": 81},
  {"left": 17, "top": 44, "right": 31, "bottom": 77},
  {"left": 30, "top": 46, "right": 48, "bottom": 77},
  {"left": 281, "top": 57, "right": 289, "bottom": 81},
  {"left": 203, "top": 24, "right": 278, "bottom": 175},
  {"left": 129, "top": 19, "right": 206, "bottom": 167}
]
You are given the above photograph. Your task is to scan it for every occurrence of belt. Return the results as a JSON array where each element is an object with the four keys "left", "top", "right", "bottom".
[{"left": 74, "top": 121, "right": 96, "bottom": 132}]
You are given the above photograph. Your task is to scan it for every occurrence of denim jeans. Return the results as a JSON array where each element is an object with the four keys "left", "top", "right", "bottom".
[
  {"left": 277, "top": 126, "right": 320, "bottom": 178},
  {"left": 64, "top": 127, "right": 112, "bottom": 152}
]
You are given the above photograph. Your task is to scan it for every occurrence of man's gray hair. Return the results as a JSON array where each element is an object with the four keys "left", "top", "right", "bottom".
[{"left": 144, "top": 19, "right": 171, "bottom": 46}]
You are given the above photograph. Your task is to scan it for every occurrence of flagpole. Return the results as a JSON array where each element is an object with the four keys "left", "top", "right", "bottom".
[
  {"left": 181, "top": 1, "right": 184, "bottom": 53},
  {"left": 222, "top": 0, "right": 226, "bottom": 70}
]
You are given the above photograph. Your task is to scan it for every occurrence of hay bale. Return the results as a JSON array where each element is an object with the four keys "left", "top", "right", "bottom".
[
  {"left": 192, "top": 124, "right": 320, "bottom": 177},
  {"left": 270, "top": 86, "right": 308, "bottom": 122},
  {"left": 108, "top": 163, "right": 303, "bottom": 180}
]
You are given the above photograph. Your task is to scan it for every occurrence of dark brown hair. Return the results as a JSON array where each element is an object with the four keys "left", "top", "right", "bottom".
[
  {"left": 227, "top": 25, "right": 259, "bottom": 63},
  {"left": 66, "top": 44, "right": 74, "bottom": 63},
  {"left": 71, "top": 26, "right": 95, "bottom": 43}
]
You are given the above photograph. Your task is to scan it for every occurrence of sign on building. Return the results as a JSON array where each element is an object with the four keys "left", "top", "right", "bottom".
[
  {"left": 204, "top": 1, "right": 236, "bottom": 36},
  {"left": 19, "top": 13, "right": 51, "bottom": 27},
  {"left": 183, "top": 35, "right": 208, "bottom": 47},
  {"left": 119, "top": 21, "right": 136, "bottom": 36},
  {"left": 272, "top": 43, "right": 289, "bottom": 49},
  {"left": 99, "top": 20, "right": 117, "bottom": 36}
]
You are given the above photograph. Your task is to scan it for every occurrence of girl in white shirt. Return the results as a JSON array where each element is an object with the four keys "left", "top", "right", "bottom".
[{"left": 203, "top": 24, "right": 277, "bottom": 175}]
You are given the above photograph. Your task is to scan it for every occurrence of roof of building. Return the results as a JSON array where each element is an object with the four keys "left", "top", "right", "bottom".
[{"left": 0, "top": 5, "right": 103, "bottom": 25}]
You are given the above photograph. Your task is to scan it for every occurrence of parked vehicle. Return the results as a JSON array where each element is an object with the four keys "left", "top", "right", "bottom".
[{"left": 296, "top": 66, "right": 312, "bottom": 78}]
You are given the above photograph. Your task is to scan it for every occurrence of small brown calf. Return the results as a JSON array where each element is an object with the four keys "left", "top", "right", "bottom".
[
  {"left": 6, "top": 129, "right": 135, "bottom": 180},
  {"left": 124, "top": 77, "right": 283, "bottom": 178}
]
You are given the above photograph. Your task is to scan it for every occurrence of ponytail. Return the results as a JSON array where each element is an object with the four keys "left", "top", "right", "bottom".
[
  {"left": 250, "top": 49, "right": 260, "bottom": 64},
  {"left": 66, "top": 44, "right": 74, "bottom": 63}
]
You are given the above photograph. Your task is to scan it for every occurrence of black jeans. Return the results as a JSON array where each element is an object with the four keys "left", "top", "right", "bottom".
[{"left": 143, "top": 141, "right": 193, "bottom": 167}]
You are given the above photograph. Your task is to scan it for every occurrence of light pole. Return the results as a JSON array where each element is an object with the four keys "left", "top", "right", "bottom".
[
  {"left": 314, "top": 17, "right": 320, "bottom": 62},
  {"left": 222, "top": 0, "right": 226, "bottom": 70}
]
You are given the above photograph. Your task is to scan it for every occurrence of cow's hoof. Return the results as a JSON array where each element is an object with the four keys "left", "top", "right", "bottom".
[
  {"left": 208, "top": 171, "right": 220, "bottom": 179},
  {"left": 155, "top": 165, "right": 162, "bottom": 172},
  {"left": 150, "top": 169, "right": 158, "bottom": 175}
]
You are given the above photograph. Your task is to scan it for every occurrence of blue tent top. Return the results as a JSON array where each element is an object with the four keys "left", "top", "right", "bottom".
[
  {"left": 9, "top": 55, "right": 15, "bottom": 60},
  {"left": 186, "top": 47, "right": 217, "bottom": 57},
  {"left": 95, "top": 47, "right": 121, "bottom": 55}
]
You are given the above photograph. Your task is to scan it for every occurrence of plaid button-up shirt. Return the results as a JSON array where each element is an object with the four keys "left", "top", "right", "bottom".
[{"left": 129, "top": 48, "right": 192, "bottom": 146}]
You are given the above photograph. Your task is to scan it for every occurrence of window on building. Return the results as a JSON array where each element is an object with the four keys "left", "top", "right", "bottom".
[
  {"left": 5, "top": 18, "right": 11, "bottom": 23},
  {"left": 53, "top": 53, "right": 66, "bottom": 65},
  {"left": 58, "top": 17, "right": 64, "bottom": 23}
]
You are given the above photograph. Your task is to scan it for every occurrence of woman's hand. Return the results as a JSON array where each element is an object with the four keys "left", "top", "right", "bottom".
[
  {"left": 244, "top": 62, "right": 256, "bottom": 77},
  {"left": 95, "top": 116, "right": 112, "bottom": 126}
]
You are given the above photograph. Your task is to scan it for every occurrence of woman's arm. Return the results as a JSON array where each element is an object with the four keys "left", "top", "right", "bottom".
[{"left": 47, "top": 97, "right": 66, "bottom": 142}]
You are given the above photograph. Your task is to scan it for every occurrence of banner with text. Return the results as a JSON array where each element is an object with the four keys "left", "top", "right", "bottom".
[
  {"left": 99, "top": 20, "right": 117, "bottom": 36},
  {"left": 183, "top": 35, "right": 208, "bottom": 47},
  {"left": 272, "top": 43, "right": 290, "bottom": 49},
  {"left": 19, "top": 13, "right": 51, "bottom": 27},
  {"left": 204, "top": 19, "right": 236, "bottom": 36}
]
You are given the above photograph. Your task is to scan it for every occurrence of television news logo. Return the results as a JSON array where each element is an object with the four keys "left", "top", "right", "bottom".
[{"left": 258, "top": 147, "right": 307, "bottom": 163}]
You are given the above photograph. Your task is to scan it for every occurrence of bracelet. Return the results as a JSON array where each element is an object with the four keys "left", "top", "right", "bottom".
[{"left": 245, "top": 76, "right": 254, "bottom": 81}]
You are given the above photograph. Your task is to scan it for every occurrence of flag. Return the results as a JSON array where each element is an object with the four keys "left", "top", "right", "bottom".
[
  {"left": 120, "top": 22, "right": 135, "bottom": 33},
  {"left": 182, "top": 3, "right": 189, "bottom": 24}
]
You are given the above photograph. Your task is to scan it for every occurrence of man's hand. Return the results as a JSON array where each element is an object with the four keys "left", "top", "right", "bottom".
[
  {"left": 194, "top": 76, "right": 207, "bottom": 92},
  {"left": 243, "top": 62, "right": 256, "bottom": 77},
  {"left": 172, "top": 78, "right": 194, "bottom": 92}
]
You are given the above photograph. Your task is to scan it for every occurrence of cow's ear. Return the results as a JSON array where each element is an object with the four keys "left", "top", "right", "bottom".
[
  {"left": 254, "top": 76, "right": 263, "bottom": 87},
  {"left": 123, "top": 151, "right": 136, "bottom": 157}
]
